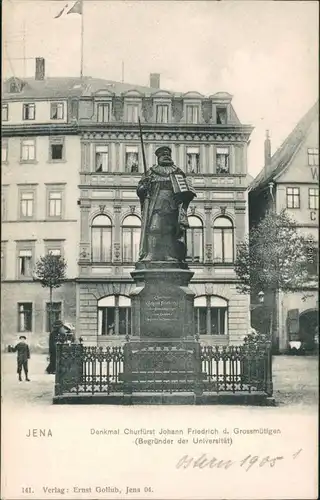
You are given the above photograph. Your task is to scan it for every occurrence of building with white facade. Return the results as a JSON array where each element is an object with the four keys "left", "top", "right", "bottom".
[
  {"left": 1, "top": 59, "right": 253, "bottom": 349},
  {"left": 249, "top": 101, "right": 319, "bottom": 352}
]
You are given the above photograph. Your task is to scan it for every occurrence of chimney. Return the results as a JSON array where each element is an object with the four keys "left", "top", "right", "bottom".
[
  {"left": 264, "top": 130, "right": 271, "bottom": 168},
  {"left": 150, "top": 73, "right": 160, "bottom": 89},
  {"left": 35, "top": 57, "right": 45, "bottom": 80}
]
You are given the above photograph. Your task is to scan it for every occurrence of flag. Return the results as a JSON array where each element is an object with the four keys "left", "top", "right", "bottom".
[
  {"left": 54, "top": 3, "right": 69, "bottom": 18},
  {"left": 54, "top": 0, "right": 82, "bottom": 18},
  {"left": 67, "top": 0, "right": 82, "bottom": 15}
]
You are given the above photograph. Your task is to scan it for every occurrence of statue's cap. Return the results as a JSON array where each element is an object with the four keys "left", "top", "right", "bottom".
[{"left": 155, "top": 146, "right": 172, "bottom": 157}]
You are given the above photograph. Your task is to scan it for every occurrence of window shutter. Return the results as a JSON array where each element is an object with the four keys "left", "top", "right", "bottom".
[{"left": 287, "top": 309, "right": 299, "bottom": 334}]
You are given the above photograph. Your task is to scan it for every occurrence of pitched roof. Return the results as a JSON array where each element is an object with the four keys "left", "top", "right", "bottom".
[
  {"left": 250, "top": 100, "right": 319, "bottom": 192},
  {"left": 2, "top": 76, "right": 170, "bottom": 100}
]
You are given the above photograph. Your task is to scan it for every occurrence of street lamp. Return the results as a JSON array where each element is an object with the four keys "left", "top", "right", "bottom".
[{"left": 258, "top": 291, "right": 265, "bottom": 304}]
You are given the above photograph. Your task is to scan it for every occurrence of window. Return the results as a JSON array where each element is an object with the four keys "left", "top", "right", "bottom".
[
  {"left": 95, "top": 146, "right": 109, "bottom": 172},
  {"left": 186, "top": 105, "right": 199, "bottom": 124},
  {"left": 49, "top": 138, "right": 64, "bottom": 161},
  {"left": 194, "top": 296, "right": 228, "bottom": 335},
  {"left": 23, "top": 103, "right": 35, "bottom": 120},
  {"left": 45, "top": 240, "right": 64, "bottom": 259},
  {"left": 122, "top": 215, "right": 141, "bottom": 262},
  {"left": 286, "top": 187, "right": 300, "bottom": 209},
  {"left": 9, "top": 80, "right": 23, "bottom": 93},
  {"left": 186, "top": 216, "right": 203, "bottom": 263},
  {"left": 47, "top": 249, "right": 62, "bottom": 261},
  {"left": 18, "top": 303, "right": 33, "bottom": 332},
  {"left": 10, "top": 82, "right": 18, "bottom": 93},
  {"left": 2, "top": 104, "right": 8, "bottom": 121},
  {"left": 213, "top": 217, "right": 234, "bottom": 263},
  {"left": 48, "top": 191, "right": 62, "bottom": 218},
  {"left": 18, "top": 249, "right": 33, "bottom": 278},
  {"left": 156, "top": 105, "right": 169, "bottom": 123},
  {"left": 46, "top": 302, "right": 62, "bottom": 332},
  {"left": 46, "top": 245, "right": 62, "bottom": 258},
  {"left": 216, "top": 107, "right": 227, "bottom": 124},
  {"left": 98, "top": 295, "right": 131, "bottom": 336},
  {"left": 50, "top": 102, "right": 64, "bottom": 120},
  {"left": 21, "top": 139, "right": 36, "bottom": 161},
  {"left": 186, "top": 147, "right": 200, "bottom": 174},
  {"left": 2, "top": 140, "right": 8, "bottom": 163},
  {"left": 127, "top": 104, "right": 139, "bottom": 123},
  {"left": 216, "top": 147, "right": 230, "bottom": 174},
  {"left": 97, "top": 103, "right": 110, "bottom": 123},
  {"left": 70, "top": 99, "right": 78, "bottom": 119},
  {"left": 20, "top": 191, "right": 34, "bottom": 218},
  {"left": 125, "top": 146, "right": 139, "bottom": 173},
  {"left": 309, "top": 188, "right": 319, "bottom": 210},
  {"left": 91, "top": 215, "right": 112, "bottom": 262},
  {"left": 308, "top": 148, "right": 319, "bottom": 166}
]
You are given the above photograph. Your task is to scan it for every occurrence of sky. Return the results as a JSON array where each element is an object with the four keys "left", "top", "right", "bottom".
[{"left": 3, "top": 0, "right": 319, "bottom": 177}]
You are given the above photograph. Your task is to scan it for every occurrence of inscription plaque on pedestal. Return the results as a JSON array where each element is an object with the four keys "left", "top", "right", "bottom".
[{"left": 141, "top": 284, "right": 182, "bottom": 338}]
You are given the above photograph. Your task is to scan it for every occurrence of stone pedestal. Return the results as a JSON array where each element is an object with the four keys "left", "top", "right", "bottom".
[
  {"left": 121, "top": 262, "right": 205, "bottom": 400},
  {"left": 130, "top": 263, "right": 195, "bottom": 340}
]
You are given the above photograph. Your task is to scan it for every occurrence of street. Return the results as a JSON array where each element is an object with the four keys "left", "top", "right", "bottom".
[{"left": 1, "top": 352, "right": 318, "bottom": 408}]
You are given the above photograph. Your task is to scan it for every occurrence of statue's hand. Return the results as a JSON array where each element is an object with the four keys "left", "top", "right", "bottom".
[{"left": 137, "top": 181, "right": 150, "bottom": 198}]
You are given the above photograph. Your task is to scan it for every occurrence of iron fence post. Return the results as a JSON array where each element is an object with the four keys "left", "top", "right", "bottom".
[
  {"left": 266, "top": 342, "right": 273, "bottom": 396},
  {"left": 54, "top": 342, "right": 62, "bottom": 396}
]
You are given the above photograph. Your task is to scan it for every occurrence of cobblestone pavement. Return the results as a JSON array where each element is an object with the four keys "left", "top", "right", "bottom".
[
  {"left": 272, "top": 354, "right": 318, "bottom": 407},
  {"left": 1, "top": 353, "right": 318, "bottom": 407}
]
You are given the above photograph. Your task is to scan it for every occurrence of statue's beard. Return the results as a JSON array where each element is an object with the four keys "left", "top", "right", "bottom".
[{"left": 159, "top": 156, "right": 174, "bottom": 166}]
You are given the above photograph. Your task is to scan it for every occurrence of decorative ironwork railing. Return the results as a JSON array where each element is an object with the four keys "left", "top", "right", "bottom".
[
  {"left": 201, "top": 344, "right": 272, "bottom": 396},
  {"left": 55, "top": 345, "right": 124, "bottom": 396},
  {"left": 54, "top": 341, "right": 273, "bottom": 398}
]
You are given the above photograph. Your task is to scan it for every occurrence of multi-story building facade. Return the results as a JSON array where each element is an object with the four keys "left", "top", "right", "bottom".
[
  {"left": 1, "top": 59, "right": 253, "bottom": 349},
  {"left": 249, "top": 101, "right": 319, "bottom": 352},
  {"left": 75, "top": 75, "right": 253, "bottom": 346},
  {"left": 1, "top": 59, "right": 81, "bottom": 350}
]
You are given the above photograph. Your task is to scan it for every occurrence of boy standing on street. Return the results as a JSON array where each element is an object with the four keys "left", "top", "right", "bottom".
[{"left": 13, "top": 335, "right": 30, "bottom": 382}]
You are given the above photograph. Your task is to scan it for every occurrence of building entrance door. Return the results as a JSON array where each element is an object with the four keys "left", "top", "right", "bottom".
[{"left": 299, "top": 309, "right": 318, "bottom": 352}]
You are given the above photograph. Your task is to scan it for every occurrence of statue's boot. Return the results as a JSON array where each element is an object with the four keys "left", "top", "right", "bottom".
[{"left": 142, "top": 235, "right": 158, "bottom": 261}]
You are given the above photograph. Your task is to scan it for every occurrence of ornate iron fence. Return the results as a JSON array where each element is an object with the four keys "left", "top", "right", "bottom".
[
  {"left": 55, "top": 340, "right": 273, "bottom": 398},
  {"left": 55, "top": 344, "right": 124, "bottom": 396},
  {"left": 201, "top": 344, "right": 273, "bottom": 396}
]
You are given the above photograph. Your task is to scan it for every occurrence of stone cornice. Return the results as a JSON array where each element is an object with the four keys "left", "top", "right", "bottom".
[
  {"left": 1, "top": 123, "right": 78, "bottom": 137},
  {"left": 81, "top": 128, "right": 251, "bottom": 142},
  {"left": 2, "top": 123, "right": 253, "bottom": 142},
  {"left": 80, "top": 124, "right": 252, "bottom": 140}
]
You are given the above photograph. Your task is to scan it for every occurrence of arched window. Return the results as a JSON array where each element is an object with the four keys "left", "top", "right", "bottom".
[
  {"left": 186, "top": 216, "right": 203, "bottom": 263},
  {"left": 91, "top": 215, "right": 112, "bottom": 262},
  {"left": 213, "top": 217, "right": 234, "bottom": 263},
  {"left": 194, "top": 295, "right": 228, "bottom": 335},
  {"left": 97, "top": 295, "right": 131, "bottom": 336},
  {"left": 122, "top": 215, "right": 141, "bottom": 263}
]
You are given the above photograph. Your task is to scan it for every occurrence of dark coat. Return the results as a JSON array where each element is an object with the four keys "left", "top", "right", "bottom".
[{"left": 13, "top": 342, "right": 30, "bottom": 362}]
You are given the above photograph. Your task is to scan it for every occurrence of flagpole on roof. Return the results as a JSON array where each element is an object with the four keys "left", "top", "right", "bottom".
[
  {"left": 80, "top": 0, "right": 84, "bottom": 78},
  {"left": 55, "top": 0, "right": 84, "bottom": 77}
]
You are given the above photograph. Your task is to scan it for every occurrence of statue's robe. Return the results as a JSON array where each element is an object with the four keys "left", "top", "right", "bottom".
[{"left": 137, "top": 163, "right": 195, "bottom": 262}]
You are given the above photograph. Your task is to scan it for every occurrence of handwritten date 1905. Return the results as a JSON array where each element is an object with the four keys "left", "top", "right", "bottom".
[{"left": 176, "top": 449, "right": 302, "bottom": 472}]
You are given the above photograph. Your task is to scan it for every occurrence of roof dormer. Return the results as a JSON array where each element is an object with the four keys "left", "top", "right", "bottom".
[
  {"left": 122, "top": 89, "right": 144, "bottom": 123},
  {"left": 182, "top": 91, "right": 204, "bottom": 124},
  {"left": 6, "top": 77, "right": 26, "bottom": 94},
  {"left": 210, "top": 92, "right": 233, "bottom": 125}
]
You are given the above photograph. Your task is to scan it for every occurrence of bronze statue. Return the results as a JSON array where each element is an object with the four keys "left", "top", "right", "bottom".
[{"left": 137, "top": 146, "right": 196, "bottom": 263}]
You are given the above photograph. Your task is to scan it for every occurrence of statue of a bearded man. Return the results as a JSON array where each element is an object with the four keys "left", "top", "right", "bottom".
[{"left": 137, "top": 146, "right": 196, "bottom": 263}]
